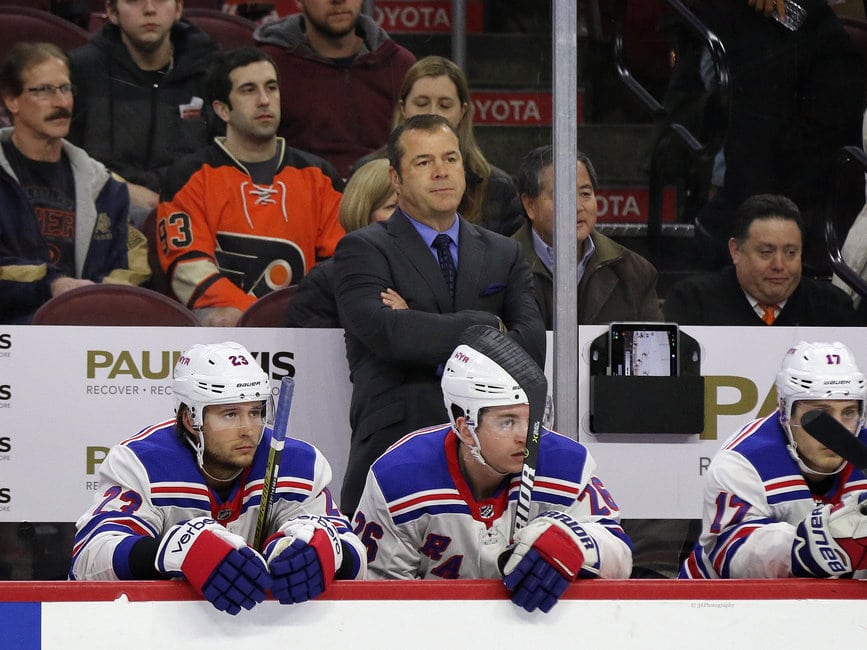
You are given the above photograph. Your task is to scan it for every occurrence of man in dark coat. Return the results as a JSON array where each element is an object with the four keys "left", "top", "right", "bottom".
[
  {"left": 333, "top": 115, "right": 545, "bottom": 514},
  {"left": 664, "top": 193, "right": 857, "bottom": 326}
]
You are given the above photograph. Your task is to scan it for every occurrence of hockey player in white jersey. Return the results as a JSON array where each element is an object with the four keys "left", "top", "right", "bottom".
[
  {"left": 681, "top": 340, "right": 867, "bottom": 579},
  {"left": 352, "top": 327, "right": 633, "bottom": 612},
  {"left": 70, "top": 341, "right": 366, "bottom": 613}
]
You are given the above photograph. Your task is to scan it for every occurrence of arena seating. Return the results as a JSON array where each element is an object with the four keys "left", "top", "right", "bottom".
[
  {"left": 237, "top": 285, "right": 297, "bottom": 327},
  {"left": 0, "top": 6, "right": 90, "bottom": 64},
  {"left": 183, "top": 8, "right": 256, "bottom": 50},
  {"left": 30, "top": 284, "right": 200, "bottom": 326}
]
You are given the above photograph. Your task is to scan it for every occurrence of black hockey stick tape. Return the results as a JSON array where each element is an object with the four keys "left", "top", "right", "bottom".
[{"left": 800, "top": 410, "right": 867, "bottom": 471}]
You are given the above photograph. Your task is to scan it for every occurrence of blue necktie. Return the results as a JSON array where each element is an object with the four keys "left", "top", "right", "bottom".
[{"left": 433, "top": 233, "right": 456, "bottom": 302}]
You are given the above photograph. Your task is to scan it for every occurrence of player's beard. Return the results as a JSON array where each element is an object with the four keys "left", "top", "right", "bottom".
[{"left": 202, "top": 447, "right": 250, "bottom": 480}]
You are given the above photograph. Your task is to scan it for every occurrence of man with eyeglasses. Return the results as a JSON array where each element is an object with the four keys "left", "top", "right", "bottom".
[
  {"left": 512, "top": 144, "right": 663, "bottom": 327},
  {"left": 681, "top": 340, "right": 867, "bottom": 579},
  {"left": 0, "top": 41, "right": 150, "bottom": 324},
  {"left": 70, "top": 341, "right": 367, "bottom": 613},
  {"left": 352, "top": 327, "right": 632, "bottom": 613}
]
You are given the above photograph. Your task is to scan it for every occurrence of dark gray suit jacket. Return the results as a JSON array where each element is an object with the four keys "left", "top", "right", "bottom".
[{"left": 333, "top": 209, "right": 546, "bottom": 513}]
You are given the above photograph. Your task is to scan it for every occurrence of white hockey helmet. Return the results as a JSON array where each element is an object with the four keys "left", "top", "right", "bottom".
[
  {"left": 442, "top": 343, "right": 528, "bottom": 432},
  {"left": 776, "top": 341, "right": 866, "bottom": 473},
  {"left": 172, "top": 341, "right": 273, "bottom": 430}
]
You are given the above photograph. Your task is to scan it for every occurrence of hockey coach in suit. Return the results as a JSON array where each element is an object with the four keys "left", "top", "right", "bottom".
[{"left": 333, "top": 114, "right": 546, "bottom": 514}]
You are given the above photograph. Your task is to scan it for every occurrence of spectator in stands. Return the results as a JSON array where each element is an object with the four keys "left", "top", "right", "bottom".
[
  {"left": 354, "top": 326, "right": 632, "bottom": 609},
  {"left": 0, "top": 42, "right": 150, "bottom": 325},
  {"left": 664, "top": 193, "right": 857, "bottom": 325},
  {"left": 688, "top": 0, "right": 865, "bottom": 270},
  {"left": 332, "top": 114, "right": 545, "bottom": 514},
  {"left": 68, "top": 0, "right": 219, "bottom": 227},
  {"left": 681, "top": 340, "right": 867, "bottom": 579},
  {"left": 157, "top": 47, "right": 345, "bottom": 327},
  {"left": 253, "top": 0, "right": 415, "bottom": 179},
  {"left": 354, "top": 56, "right": 522, "bottom": 236},
  {"left": 286, "top": 158, "right": 399, "bottom": 328},
  {"left": 70, "top": 341, "right": 366, "bottom": 611},
  {"left": 512, "top": 145, "right": 663, "bottom": 327}
]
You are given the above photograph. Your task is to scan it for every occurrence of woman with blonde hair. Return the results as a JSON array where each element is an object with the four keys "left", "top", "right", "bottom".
[
  {"left": 286, "top": 159, "right": 403, "bottom": 327},
  {"left": 338, "top": 158, "right": 397, "bottom": 232},
  {"left": 353, "top": 56, "right": 522, "bottom": 236}
]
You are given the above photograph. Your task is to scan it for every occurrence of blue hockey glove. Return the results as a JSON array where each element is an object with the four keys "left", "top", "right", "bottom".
[
  {"left": 793, "top": 494, "right": 867, "bottom": 577},
  {"left": 502, "top": 511, "right": 595, "bottom": 613},
  {"left": 155, "top": 517, "right": 270, "bottom": 614},
  {"left": 264, "top": 514, "right": 343, "bottom": 604}
]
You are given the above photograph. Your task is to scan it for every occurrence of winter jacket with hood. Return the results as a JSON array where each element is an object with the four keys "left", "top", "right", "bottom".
[{"left": 255, "top": 13, "right": 415, "bottom": 179}]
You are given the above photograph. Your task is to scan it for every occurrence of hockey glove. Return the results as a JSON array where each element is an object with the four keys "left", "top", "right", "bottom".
[
  {"left": 792, "top": 494, "right": 867, "bottom": 577},
  {"left": 502, "top": 511, "right": 597, "bottom": 613},
  {"left": 155, "top": 517, "right": 271, "bottom": 615},
  {"left": 264, "top": 514, "right": 343, "bottom": 604}
]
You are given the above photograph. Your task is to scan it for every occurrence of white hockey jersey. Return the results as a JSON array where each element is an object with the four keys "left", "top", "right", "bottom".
[
  {"left": 680, "top": 414, "right": 867, "bottom": 579},
  {"left": 352, "top": 424, "right": 633, "bottom": 580},
  {"left": 70, "top": 419, "right": 365, "bottom": 581}
]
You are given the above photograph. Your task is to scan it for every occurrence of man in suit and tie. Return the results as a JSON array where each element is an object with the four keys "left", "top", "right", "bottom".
[
  {"left": 332, "top": 114, "right": 546, "bottom": 514},
  {"left": 664, "top": 193, "right": 857, "bottom": 326}
]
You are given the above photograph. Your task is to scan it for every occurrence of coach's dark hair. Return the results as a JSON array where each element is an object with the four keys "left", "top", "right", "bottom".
[
  {"left": 731, "top": 193, "right": 804, "bottom": 243},
  {"left": 206, "top": 47, "right": 277, "bottom": 108},
  {"left": 387, "top": 113, "right": 460, "bottom": 180},
  {"left": 517, "top": 145, "right": 599, "bottom": 199},
  {"left": 0, "top": 41, "right": 68, "bottom": 100}
]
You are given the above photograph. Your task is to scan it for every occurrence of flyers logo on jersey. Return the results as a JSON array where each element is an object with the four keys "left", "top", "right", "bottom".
[{"left": 215, "top": 232, "right": 306, "bottom": 297}]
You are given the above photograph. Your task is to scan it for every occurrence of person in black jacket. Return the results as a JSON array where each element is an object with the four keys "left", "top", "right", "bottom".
[
  {"left": 664, "top": 193, "right": 857, "bottom": 326},
  {"left": 67, "top": 0, "right": 219, "bottom": 226}
]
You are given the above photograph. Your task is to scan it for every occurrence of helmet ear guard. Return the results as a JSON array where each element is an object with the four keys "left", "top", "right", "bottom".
[{"left": 777, "top": 398, "right": 789, "bottom": 426}]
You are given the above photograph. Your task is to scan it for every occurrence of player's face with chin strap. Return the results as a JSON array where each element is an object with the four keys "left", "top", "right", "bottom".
[
  {"left": 457, "top": 403, "right": 530, "bottom": 478},
  {"left": 186, "top": 401, "right": 266, "bottom": 481}
]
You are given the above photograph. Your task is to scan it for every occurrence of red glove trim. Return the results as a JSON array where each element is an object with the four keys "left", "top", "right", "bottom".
[
  {"left": 532, "top": 525, "right": 585, "bottom": 580},
  {"left": 182, "top": 530, "right": 232, "bottom": 592}
]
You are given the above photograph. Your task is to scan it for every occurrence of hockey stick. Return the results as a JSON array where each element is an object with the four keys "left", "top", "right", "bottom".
[
  {"left": 253, "top": 376, "right": 295, "bottom": 550},
  {"left": 800, "top": 409, "right": 867, "bottom": 472},
  {"left": 456, "top": 325, "right": 548, "bottom": 572}
]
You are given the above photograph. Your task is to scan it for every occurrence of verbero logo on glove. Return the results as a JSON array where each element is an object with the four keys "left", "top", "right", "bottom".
[{"left": 169, "top": 517, "right": 219, "bottom": 554}]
